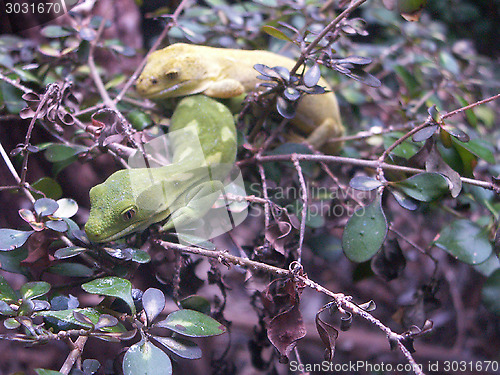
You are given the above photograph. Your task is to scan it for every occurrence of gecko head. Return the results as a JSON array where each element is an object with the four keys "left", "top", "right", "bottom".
[
  {"left": 84, "top": 171, "right": 150, "bottom": 243},
  {"left": 136, "top": 44, "right": 212, "bottom": 99}
]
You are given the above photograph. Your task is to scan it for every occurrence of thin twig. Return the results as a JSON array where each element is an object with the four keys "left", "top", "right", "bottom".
[
  {"left": 113, "top": 0, "right": 192, "bottom": 104},
  {"left": 0, "top": 71, "right": 33, "bottom": 93},
  {"left": 441, "top": 93, "right": 500, "bottom": 119},
  {"left": 249, "top": 153, "right": 497, "bottom": 192},
  {"left": 157, "top": 240, "right": 290, "bottom": 276},
  {"left": 19, "top": 84, "right": 58, "bottom": 190},
  {"left": 289, "top": 0, "right": 368, "bottom": 75},
  {"left": 159, "top": 239, "right": 425, "bottom": 375},
  {"left": 88, "top": 19, "right": 115, "bottom": 109},
  {"left": 292, "top": 155, "right": 307, "bottom": 263},
  {"left": 257, "top": 163, "right": 271, "bottom": 229},
  {"left": 59, "top": 336, "right": 88, "bottom": 375}
]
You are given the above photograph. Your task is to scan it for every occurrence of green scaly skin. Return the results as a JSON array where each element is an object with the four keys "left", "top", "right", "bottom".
[
  {"left": 84, "top": 95, "right": 236, "bottom": 243},
  {"left": 136, "top": 43, "right": 344, "bottom": 154}
]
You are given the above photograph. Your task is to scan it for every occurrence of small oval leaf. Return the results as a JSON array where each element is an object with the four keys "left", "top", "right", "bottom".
[
  {"left": 152, "top": 336, "right": 202, "bottom": 359},
  {"left": 261, "top": 25, "right": 292, "bottom": 42},
  {"left": 123, "top": 340, "right": 172, "bottom": 375},
  {"left": 82, "top": 277, "right": 136, "bottom": 315},
  {"left": 54, "top": 246, "right": 87, "bottom": 259},
  {"left": 45, "top": 219, "right": 68, "bottom": 232},
  {"left": 435, "top": 219, "right": 492, "bottom": 265},
  {"left": 20, "top": 281, "right": 51, "bottom": 300},
  {"left": 44, "top": 144, "right": 88, "bottom": 162},
  {"left": 412, "top": 124, "right": 438, "bottom": 142},
  {"left": 53, "top": 198, "right": 78, "bottom": 218},
  {"left": 349, "top": 176, "right": 383, "bottom": 191},
  {"left": 342, "top": 193, "right": 388, "bottom": 263},
  {"left": 0, "top": 229, "right": 34, "bottom": 251},
  {"left": 34, "top": 198, "right": 59, "bottom": 217},
  {"left": 0, "top": 275, "right": 17, "bottom": 301},
  {"left": 303, "top": 64, "right": 321, "bottom": 88},
  {"left": 392, "top": 173, "right": 449, "bottom": 202},
  {"left": 142, "top": 288, "right": 166, "bottom": 326},
  {"left": 276, "top": 96, "right": 296, "bottom": 119},
  {"left": 179, "top": 295, "right": 211, "bottom": 315},
  {"left": 41, "top": 25, "right": 73, "bottom": 38},
  {"left": 388, "top": 187, "right": 418, "bottom": 211},
  {"left": 155, "top": 309, "right": 226, "bottom": 337}
]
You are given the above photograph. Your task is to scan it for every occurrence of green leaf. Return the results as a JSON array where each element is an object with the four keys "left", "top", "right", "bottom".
[
  {"left": 0, "top": 229, "right": 34, "bottom": 251},
  {"left": 261, "top": 25, "right": 292, "bottom": 42},
  {"left": 0, "top": 246, "right": 29, "bottom": 274},
  {"left": 0, "top": 300, "right": 15, "bottom": 316},
  {"left": 82, "top": 277, "right": 136, "bottom": 315},
  {"left": 83, "top": 359, "right": 101, "bottom": 375},
  {"left": 481, "top": 269, "right": 500, "bottom": 316},
  {"left": 388, "top": 187, "right": 418, "bottom": 211},
  {"left": 1, "top": 81, "right": 24, "bottom": 113},
  {"left": 435, "top": 219, "right": 492, "bottom": 265},
  {"left": 452, "top": 137, "right": 495, "bottom": 164},
  {"left": 412, "top": 124, "right": 438, "bottom": 142},
  {"left": 45, "top": 219, "right": 68, "bottom": 232},
  {"left": 37, "top": 308, "right": 126, "bottom": 332},
  {"left": 123, "top": 340, "right": 172, "bottom": 375},
  {"left": 44, "top": 144, "right": 88, "bottom": 162},
  {"left": 142, "top": 288, "right": 165, "bottom": 326},
  {"left": 473, "top": 253, "right": 500, "bottom": 277},
  {"left": 34, "top": 198, "right": 59, "bottom": 217},
  {"left": 35, "top": 369, "right": 64, "bottom": 375},
  {"left": 41, "top": 25, "right": 73, "bottom": 38},
  {"left": 383, "top": 132, "right": 420, "bottom": 159},
  {"left": 442, "top": 125, "right": 470, "bottom": 142},
  {"left": 427, "top": 105, "right": 441, "bottom": 122},
  {"left": 179, "top": 295, "right": 211, "bottom": 315},
  {"left": 0, "top": 275, "right": 17, "bottom": 301},
  {"left": 54, "top": 246, "right": 87, "bottom": 259},
  {"left": 53, "top": 198, "right": 78, "bottom": 218},
  {"left": 48, "top": 263, "right": 94, "bottom": 277},
  {"left": 394, "top": 65, "right": 420, "bottom": 96},
  {"left": 342, "top": 193, "right": 388, "bottom": 263},
  {"left": 152, "top": 336, "right": 202, "bottom": 359},
  {"left": 4, "top": 317, "right": 20, "bottom": 329},
  {"left": 31, "top": 177, "right": 63, "bottom": 200},
  {"left": 392, "top": 173, "right": 449, "bottom": 201},
  {"left": 130, "top": 249, "right": 151, "bottom": 263},
  {"left": 307, "top": 235, "right": 343, "bottom": 262},
  {"left": 127, "top": 109, "right": 153, "bottom": 131},
  {"left": 303, "top": 64, "right": 321, "bottom": 88},
  {"left": 155, "top": 309, "right": 226, "bottom": 337},
  {"left": 20, "top": 281, "right": 51, "bottom": 300},
  {"left": 349, "top": 176, "right": 383, "bottom": 191}
]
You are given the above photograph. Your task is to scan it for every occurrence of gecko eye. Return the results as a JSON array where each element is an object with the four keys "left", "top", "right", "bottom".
[
  {"left": 121, "top": 207, "right": 137, "bottom": 221},
  {"left": 164, "top": 71, "right": 179, "bottom": 80}
]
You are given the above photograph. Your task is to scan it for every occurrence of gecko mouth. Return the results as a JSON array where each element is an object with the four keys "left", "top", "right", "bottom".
[
  {"left": 141, "top": 81, "right": 190, "bottom": 99},
  {"left": 87, "top": 219, "right": 150, "bottom": 243}
]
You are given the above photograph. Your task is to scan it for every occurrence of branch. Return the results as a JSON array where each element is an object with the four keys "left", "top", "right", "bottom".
[
  {"left": 159, "top": 240, "right": 426, "bottom": 375},
  {"left": 289, "top": 0, "right": 368, "bottom": 75},
  {"left": 60, "top": 336, "right": 88, "bottom": 375},
  {"left": 292, "top": 155, "right": 308, "bottom": 263},
  {"left": 248, "top": 152, "right": 497, "bottom": 192}
]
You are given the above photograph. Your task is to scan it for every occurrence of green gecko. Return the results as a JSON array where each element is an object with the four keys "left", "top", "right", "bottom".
[
  {"left": 136, "top": 43, "right": 344, "bottom": 154},
  {"left": 85, "top": 95, "right": 237, "bottom": 243}
]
